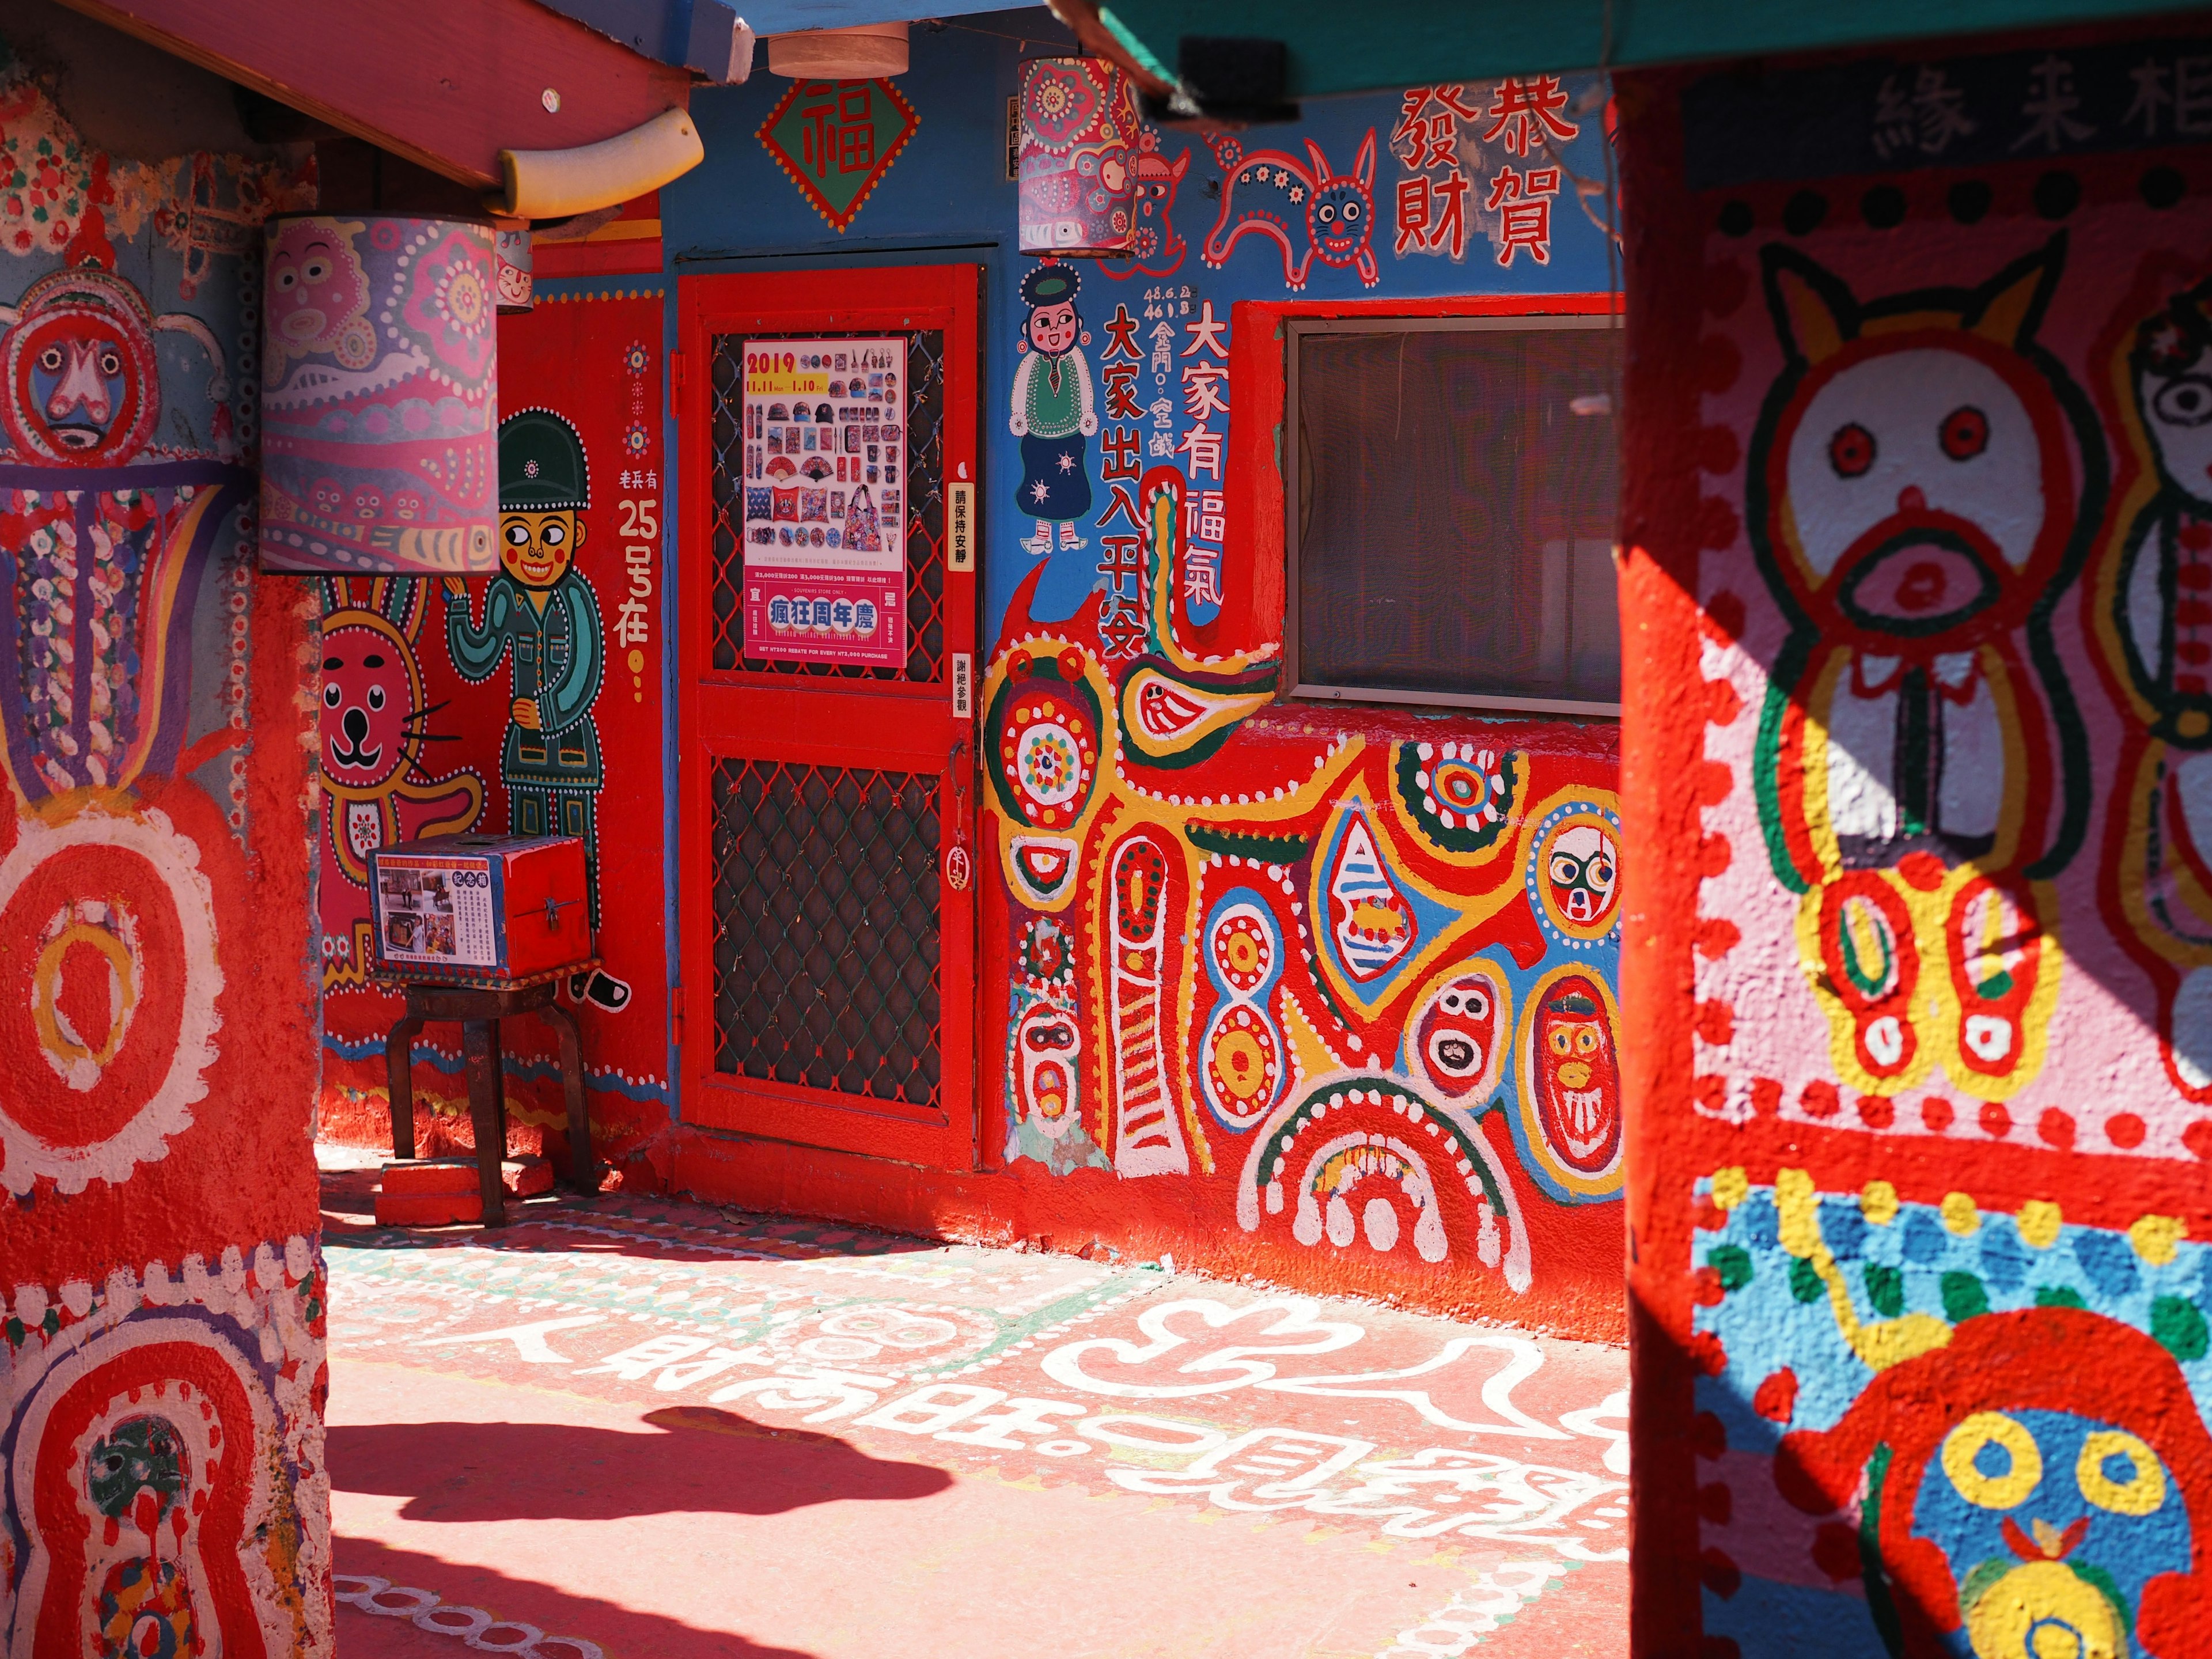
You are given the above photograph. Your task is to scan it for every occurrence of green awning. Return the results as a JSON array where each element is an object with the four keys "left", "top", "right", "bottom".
[{"left": 1096, "top": 0, "right": 2212, "bottom": 97}]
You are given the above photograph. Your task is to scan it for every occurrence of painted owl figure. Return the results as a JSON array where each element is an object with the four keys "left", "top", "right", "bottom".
[
  {"left": 1918, "top": 1408, "right": 2183, "bottom": 1658},
  {"left": 1748, "top": 236, "right": 2104, "bottom": 1104},
  {"left": 1779, "top": 1309, "right": 2212, "bottom": 1659}
]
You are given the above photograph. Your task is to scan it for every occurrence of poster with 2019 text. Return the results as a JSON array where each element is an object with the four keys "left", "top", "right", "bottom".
[{"left": 739, "top": 336, "right": 906, "bottom": 666}]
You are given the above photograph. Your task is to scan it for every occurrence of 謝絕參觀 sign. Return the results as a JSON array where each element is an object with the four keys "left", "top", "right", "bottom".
[{"left": 740, "top": 338, "right": 907, "bottom": 667}]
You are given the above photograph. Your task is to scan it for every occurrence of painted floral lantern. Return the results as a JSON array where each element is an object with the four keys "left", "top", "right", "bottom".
[
  {"left": 258, "top": 215, "right": 500, "bottom": 574},
  {"left": 1017, "top": 56, "right": 1138, "bottom": 256}
]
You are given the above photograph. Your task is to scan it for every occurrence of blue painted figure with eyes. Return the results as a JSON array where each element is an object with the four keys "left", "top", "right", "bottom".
[
  {"left": 28, "top": 330, "right": 126, "bottom": 450},
  {"left": 1200, "top": 132, "right": 1380, "bottom": 291},
  {"left": 1771, "top": 1308, "right": 2212, "bottom": 1659},
  {"left": 1914, "top": 1407, "right": 2188, "bottom": 1657}
]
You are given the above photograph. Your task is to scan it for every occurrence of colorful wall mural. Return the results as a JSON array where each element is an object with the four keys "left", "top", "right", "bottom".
[
  {"left": 317, "top": 22, "right": 1630, "bottom": 1340},
  {"left": 1620, "top": 20, "right": 2212, "bottom": 1653},
  {"left": 624, "top": 25, "right": 1634, "bottom": 1340},
  {"left": 986, "top": 60, "right": 1625, "bottom": 1335},
  {"left": 0, "top": 35, "right": 331, "bottom": 1659},
  {"left": 316, "top": 286, "right": 669, "bottom": 1164}
]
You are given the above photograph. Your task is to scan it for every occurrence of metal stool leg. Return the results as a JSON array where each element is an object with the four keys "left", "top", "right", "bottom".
[
  {"left": 463, "top": 1017, "right": 507, "bottom": 1226},
  {"left": 539, "top": 999, "right": 594, "bottom": 1193},
  {"left": 385, "top": 1012, "right": 427, "bottom": 1160}
]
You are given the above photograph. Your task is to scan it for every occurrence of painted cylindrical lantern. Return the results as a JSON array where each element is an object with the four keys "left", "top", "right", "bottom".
[
  {"left": 257, "top": 215, "right": 500, "bottom": 574},
  {"left": 1017, "top": 57, "right": 1138, "bottom": 256},
  {"left": 494, "top": 221, "right": 534, "bottom": 313}
]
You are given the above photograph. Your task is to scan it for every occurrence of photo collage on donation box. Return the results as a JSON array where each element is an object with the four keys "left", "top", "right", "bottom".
[
  {"left": 739, "top": 338, "right": 907, "bottom": 665},
  {"left": 374, "top": 853, "right": 495, "bottom": 968}
]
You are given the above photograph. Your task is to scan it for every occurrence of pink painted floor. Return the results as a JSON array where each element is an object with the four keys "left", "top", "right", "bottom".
[{"left": 319, "top": 1146, "right": 1628, "bottom": 1658}]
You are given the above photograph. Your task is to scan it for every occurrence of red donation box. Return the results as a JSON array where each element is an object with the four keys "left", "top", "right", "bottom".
[{"left": 367, "top": 833, "right": 594, "bottom": 986}]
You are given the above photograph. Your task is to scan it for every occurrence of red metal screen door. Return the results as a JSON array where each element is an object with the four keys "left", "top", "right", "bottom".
[{"left": 676, "top": 264, "right": 981, "bottom": 1169}]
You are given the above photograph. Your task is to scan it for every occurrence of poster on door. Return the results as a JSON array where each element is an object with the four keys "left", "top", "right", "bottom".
[{"left": 740, "top": 336, "right": 907, "bottom": 667}]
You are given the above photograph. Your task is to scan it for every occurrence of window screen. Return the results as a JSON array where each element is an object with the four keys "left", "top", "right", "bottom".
[{"left": 1289, "top": 317, "right": 1622, "bottom": 713}]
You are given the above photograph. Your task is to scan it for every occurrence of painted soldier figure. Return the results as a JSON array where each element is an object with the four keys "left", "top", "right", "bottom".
[{"left": 444, "top": 407, "right": 630, "bottom": 1011}]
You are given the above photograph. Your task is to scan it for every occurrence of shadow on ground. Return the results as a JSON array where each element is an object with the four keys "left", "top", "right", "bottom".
[
  {"left": 328, "top": 1404, "right": 954, "bottom": 1524},
  {"left": 319, "top": 1142, "right": 941, "bottom": 1265},
  {"left": 336, "top": 1535, "right": 821, "bottom": 1658}
]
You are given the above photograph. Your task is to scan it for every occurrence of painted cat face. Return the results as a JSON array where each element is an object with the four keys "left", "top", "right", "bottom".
[
  {"left": 1786, "top": 350, "right": 2041, "bottom": 631},
  {"left": 321, "top": 615, "right": 420, "bottom": 790},
  {"left": 1755, "top": 241, "right": 2086, "bottom": 653},
  {"left": 1308, "top": 179, "right": 1369, "bottom": 263}
]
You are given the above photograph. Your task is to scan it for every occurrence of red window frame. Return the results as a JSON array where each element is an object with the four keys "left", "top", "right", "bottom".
[{"left": 1224, "top": 293, "right": 1622, "bottom": 673}]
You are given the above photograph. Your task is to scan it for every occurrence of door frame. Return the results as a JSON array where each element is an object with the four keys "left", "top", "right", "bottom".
[{"left": 675, "top": 261, "right": 983, "bottom": 1170}]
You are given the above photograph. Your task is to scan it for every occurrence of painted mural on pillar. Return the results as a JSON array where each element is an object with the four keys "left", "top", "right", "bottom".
[
  {"left": 0, "top": 82, "right": 310, "bottom": 1192},
  {"left": 0, "top": 50, "right": 327, "bottom": 1659},
  {"left": 1679, "top": 36, "right": 2212, "bottom": 1176},
  {"left": 1748, "top": 234, "right": 2093, "bottom": 1108},
  {"left": 317, "top": 287, "right": 669, "bottom": 1164},
  {"left": 1691, "top": 1171, "right": 2212, "bottom": 1656},
  {"left": 1619, "top": 22, "right": 2212, "bottom": 1657},
  {"left": 0, "top": 1240, "right": 332, "bottom": 1659}
]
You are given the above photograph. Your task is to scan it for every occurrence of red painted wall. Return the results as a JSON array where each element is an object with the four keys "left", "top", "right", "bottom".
[
  {"left": 640, "top": 692, "right": 1622, "bottom": 1343},
  {"left": 1622, "top": 20, "right": 2212, "bottom": 1654},
  {"left": 316, "top": 282, "right": 672, "bottom": 1167}
]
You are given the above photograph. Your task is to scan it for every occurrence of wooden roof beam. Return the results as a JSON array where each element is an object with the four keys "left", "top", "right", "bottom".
[{"left": 50, "top": 0, "right": 696, "bottom": 193}]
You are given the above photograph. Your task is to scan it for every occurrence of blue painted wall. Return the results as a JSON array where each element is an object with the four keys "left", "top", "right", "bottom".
[{"left": 662, "top": 7, "right": 1619, "bottom": 651}]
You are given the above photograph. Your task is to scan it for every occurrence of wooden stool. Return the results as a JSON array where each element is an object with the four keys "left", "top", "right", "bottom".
[{"left": 382, "top": 978, "right": 593, "bottom": 1226}]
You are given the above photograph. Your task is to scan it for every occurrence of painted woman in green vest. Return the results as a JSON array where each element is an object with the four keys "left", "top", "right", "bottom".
[
  {"left": 1009, "top": 262, "right": 1097, "bottom": 557},
  {"left": 442, "top": 406, "right": 629, "bottom": 1011}
]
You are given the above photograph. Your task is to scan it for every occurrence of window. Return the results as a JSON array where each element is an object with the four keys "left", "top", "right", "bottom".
[{"left": 1285, "top": 315, "right": 1622, "bottom": 716}]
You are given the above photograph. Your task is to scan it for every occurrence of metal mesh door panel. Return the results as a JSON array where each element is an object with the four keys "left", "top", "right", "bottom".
[
  {"left": 709, "top": 329, "right": 946, "bottom": 681},
  {"left": 710, "top": 759, "right": 942, "bottom": 1108}
]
